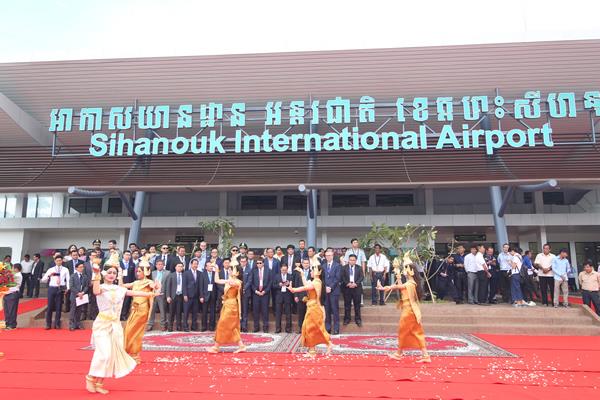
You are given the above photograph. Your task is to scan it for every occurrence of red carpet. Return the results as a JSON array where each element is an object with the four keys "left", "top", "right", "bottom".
[
  {"left": 1, "top": 328, "right": 598, "bottom": 399},
  {"left": 0, "top": 298, "right": 46, "bottom": 320}
]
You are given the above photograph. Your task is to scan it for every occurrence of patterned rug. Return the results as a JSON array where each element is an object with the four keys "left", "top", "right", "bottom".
[
  {"left": 293, "top": 333, "right": 517, "bottom": 357},
  {"left": 82, "top": 331, "right": 515, "bottom": 357}
]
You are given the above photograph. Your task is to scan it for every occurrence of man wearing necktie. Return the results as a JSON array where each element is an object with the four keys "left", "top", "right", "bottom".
[
  {"left": 120, "top": 250, "right": 136, "bottom": 321},
  {"left": 293, "top": 258, "right": 312, "bottom": 333},
  {"left": 30, "top": 253, "right": 45, "bottom": 298},
  {"left": 264, "top": 248, "right": 281, "bottom": 312},
  {"left": 183, "top": 259, "right": 201, "bottom": 331},
  {"left": 251, "top": 259, "right": 272, "bottom": 332},
  {"left": 342, "top": 254, "right": 364, "bottom": 327},
  {"left": 239, "top": 256, "right": 253, "bottom": 332},
  {"left": 216, "top": 258, "right": 232, "bottom": 316},
  {"left": 147, "top": 259, "right": 171, "bottom": 331},
  {"left": 273, "top": 264, "right": 293, "bottom": 333},
  {"left": 323, "top": 249, "right": 342, "bottom": 335},
  {"left": 68, "top": 263, "right": 89, "bottom": 330},
  {"left": 64, "top": 250, "right": 84, "bottom": 314},
  {"left": 165, "top": 263, "right": 185, "bottom": 331},
  {"left": 41, "top": 254, "right": 70, "bottom": 329},
  {"left": 200, "top": 262, "right": 218, "bottom": 331}
]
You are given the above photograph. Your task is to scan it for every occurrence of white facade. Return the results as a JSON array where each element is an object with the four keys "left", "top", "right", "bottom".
[{"left": 1, "top": 187, "right": 600, "bottom": 270}]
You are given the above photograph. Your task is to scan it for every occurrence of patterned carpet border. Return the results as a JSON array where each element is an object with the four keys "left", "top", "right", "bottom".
[{"left": 82, "top": 331, "right": 515, "bottom": 357}]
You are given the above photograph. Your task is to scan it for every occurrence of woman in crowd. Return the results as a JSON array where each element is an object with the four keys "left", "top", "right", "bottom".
[
  {"left": 377, "top": 253, "right": 431, "bottom": 363},
  {"left": 289, "top": 264, "right": 332, "bottom": 357},
  {"left": 86, "top": 255, "right": 155, "bottom": 394},
  {"left": 208, "top": 263, "right": 246, "bottom": 353},
  {"left": 509, "top": 247, "right": 528, "bottom": 307}
]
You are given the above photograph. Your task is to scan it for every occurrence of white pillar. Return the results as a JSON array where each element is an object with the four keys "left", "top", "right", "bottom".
[
  {"left": 218, "top": 192, "right": 228, "bottom": 217},
  {"left": 534, "top": 191, "right": 544, "bottom": 214},
  {"left": 321, "top": 230, "right": 328, "bottom": 249},
  {"left": 320, "top": 190, "right": 329, "bottom": 216},
  {"left": 539, "top": 226, "right": 547, "bottom": 249},
  {"left": 425, "top": 189, "right": 434, "bottom": 215},
  {"left": 569, "top": 240, "right": 579, "bottom": 289}
]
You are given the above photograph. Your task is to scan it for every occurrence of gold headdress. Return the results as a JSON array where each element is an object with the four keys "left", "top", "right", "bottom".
[
  {"left": 392, "top": 252, "right": 416, "bottom": 277},
  {"left": 310, "top": 263, "right": 321, "bottom": 276},
  {"left": 104, "top": 252, "right": 120, "bottom": 268},
  {"left": 138, "top": 255, "right": 152, "bottom": 278}
]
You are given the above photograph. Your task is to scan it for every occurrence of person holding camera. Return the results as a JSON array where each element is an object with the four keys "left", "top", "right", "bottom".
[{"left": 41, "top": 254, "right": 70, "bottom": 329}]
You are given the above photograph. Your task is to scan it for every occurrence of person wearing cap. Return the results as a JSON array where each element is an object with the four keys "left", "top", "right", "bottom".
[{"left": 92, "top": 239, "right": 104, "bottom": 262}]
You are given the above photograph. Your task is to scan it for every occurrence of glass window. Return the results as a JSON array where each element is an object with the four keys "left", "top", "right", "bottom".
[
  {"left": 26, "top": 195, "right": 38, "bottom": 218},
  {"left": 283, "top": 195, "right": 306, "bottom": 210},
  {"left": 523, "top": 192, "right": 533, "bottom": 204},
  {"left": 0, "top": 196, "right": 7, "bottom": 218},
  {"left": 332, "top": 194, "right": 369, "bottom": 208},
  {"left": 5, "top": 197, "right": 17, "bottom": 218},
  {"left": 543, "top": 192, "right": 565, "bottom": 205},
  {"left": 68, "top": 198, "right": 101, "bottom": 214},
  {"left": 241, "top": 195, "right": 277, "bottom": 210},
  {"left": 108, "top": 198, "right": 123, "bottom": 213},
  {"left": 375, "top": 193, "right": 414, "bottom": 207},
  {"left": 36, "top": 196, "right": 53, "bottom": 217}
]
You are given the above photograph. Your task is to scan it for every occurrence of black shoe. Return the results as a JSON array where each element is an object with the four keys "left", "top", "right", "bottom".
[
  {"left": 168, "top": 327, "right": 173, "bottom": 332},
  {"left": 333, "top": 330, "right": 339, "bottom": 335},
  {"left": 327, "top": 329, "right": 331, "bottom": 334},
  {"left": 183, "top": 328, "right": 190, "bottom": 332},
  {"left": 45, "top": 326, "right": 51, "bottom": 330},
  {"left": 285, "top": 328, "right": 292, "bottom": 333},
  {"left": 275, "top": 329, "right": 282, "bottom": 333},
  {"left": 371, "top": 302, "right": 378, "bottom": 306},
  {"left": 343, "top": 320, "right": 350, "bottom": 326},
  {"left": 253, "top": 328, "right": 260, "bottom": 333},
  {"left": 356, "top": 321, "right": 362, "bottom": 327},
  {"left": 379, "top": 302, "right": 385, "bottom": 306},
  {"left": 263, "top": 329, "right": 269, "bottom": 333},
  {"left": 69, "top": 327, "right": 75, "bottom": 331}
]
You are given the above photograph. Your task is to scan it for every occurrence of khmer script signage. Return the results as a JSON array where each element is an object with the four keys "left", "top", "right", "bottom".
[{"left": 48, "top": 91, "right": 600, "bottom": 157}]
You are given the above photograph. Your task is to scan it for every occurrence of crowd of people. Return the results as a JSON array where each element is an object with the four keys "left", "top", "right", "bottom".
[{"left": 2, "top": 239, "right": 600, "bottom": 335}]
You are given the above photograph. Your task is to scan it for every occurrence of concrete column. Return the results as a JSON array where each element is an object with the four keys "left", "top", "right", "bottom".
[
  {"left": 425, "top": 189, "right": 434, "bottom": 215},
  {"left": 51, "top": 193, "right": 64, "bottom": 217},
  {"left": 306, "top": 189, "right": 318, "bottom": 248},
  {"left": 539, "top": 226, "right": 548, "bottom": 248},
  {"left": 127, "top": 191, "right": 146, "bottom": 246},
  {"left": 14, "top": 194, "right": 25, "bottom": 218},
  {"left": 569, "top": 240, "right": 579, "bottom": 289},
  {"left": 218, "top": 192, "right": 228, "bottom": 216},
  {"left": 321, "top": 230, "right": 328, "bottom": 249},
  {"left": 489, "top": 186, "right": 509, "bottom": 247},
  {"left": 534, "top": 191, "right": 544, "bottom": 214},
  {"left": 320, "top": 189, "right": 329, "bottom": 216}
]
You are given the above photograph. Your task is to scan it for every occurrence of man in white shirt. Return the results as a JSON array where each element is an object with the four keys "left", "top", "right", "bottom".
[
  {"left": 344, "top": 239, "right": 367, "bottom": 276},
  {"left": 534, "top": 243, "right": 555, "bottom": 307},
  {"left": 464, "top": 245, "right": 483, "bottom": 304},
  {"left": 41, "top": 254, "right": 70, "bottom": 329},
  {"left": 19, "top": 254, "right": 34, "bottom": 299},
  {"left": 497, "top": 243, "right": 513, "bottom": 303},
  {"left": 3, "top": 263, "right": 22, "bottom": 329},
  {"left": 367, "top": 244, "right": 390, "bottom": 305}
]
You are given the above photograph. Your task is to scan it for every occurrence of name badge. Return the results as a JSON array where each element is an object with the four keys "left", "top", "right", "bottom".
[{"left": 207, "top": 284, "right": 213, "bottom": 292}]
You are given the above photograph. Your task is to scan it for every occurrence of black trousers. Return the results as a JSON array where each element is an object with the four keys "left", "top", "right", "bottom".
[
  {"left": 21, "top": 273, "right": 31, "bottom": 298},
  {"left": 520, "top": 275, "right": 536, "bottom": 302},
  {"left": 87, "top": 292, "right": 98, "bottom": 320},
  {"left": 275, "top": 295, "right": 292, "bottom": 331},
  {"left": 3, "top": 291, "right": 19, "bottom": 328},
  {"left": 241, "top": 295, "right": 252, "bottom": 330},
  {"left": 296, "top": 298, "right": 307, "bottom": 332},
  {"left": 500, "top": 271, "right": 512, "bottom": 302},
  {"left": 582, "top": 290, "right": 600, "bottom": 316},
  {"left": 46, "top": 286, "right": 63, "bottom": 328},
  {"left": 63, "top": 290, "right": 71, "bottom": 313},
  {"left": 454, "top": 270, "right": 467, "bottom": 301},
  {"left": 169, "top": 294, "right": 184, "bottom": 330},
  {"left": 488, "top": 269, "right": 500, "bottom": 302},
  {"left": 183, "top": 297, "right": 199, "bottom": 330},
  {"left": 477, "top": 271, "right": 489, "bottom": 304},
  {"left": 29, "top": 277, "right": 41, "bottom": 298},
  {"left": 343, "top": 287, "right": 362, "bottom": 323},
  {"left": 202, "top": 296, "right": 217, "bottom": 330},
  {"left": 69, "top": 300, "right": 85, "bottom": 329},
  {"left": 253, "top": 293, "right": 270, "bottom": 330},
  {"left": 121, "top": 296, "right": 132, "bottom": 320},
  {"left": 435, "top": 275, "right": 456, "bottom": 300},
  {"left": 539, "top": 276, "right": 555, "bottom": 306}
]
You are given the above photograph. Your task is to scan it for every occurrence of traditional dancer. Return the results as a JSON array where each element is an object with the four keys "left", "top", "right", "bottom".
[
  {"left": 289, "top": 264, "right": 332, "bottom": 357},
  {"left": 208, "top": 263, "right": 246, "bottom": 353},
  {"left": 123, "top": 256, "right": 157, "bottom": 364},
  {"left": 86, "top": 255, "right": 155, "bottom": 394},
  {"left": 377, "top": 253, "right": 431, "bottom": 363}
]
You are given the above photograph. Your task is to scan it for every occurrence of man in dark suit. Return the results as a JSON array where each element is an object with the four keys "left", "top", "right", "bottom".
[
  {"left": 216, "top": 258, "right": 232, "bottom": 315},
  {"left": 182, "top": 259, "right": 201, "bottom": 331},
  {"left": 322, "top": 249, "right": 341, "bottom": 335},
  {"left": 251, "top": 259, "right": 272, "bottom": 332},
  {"left": 169, "top": 245, "right": 191, "bottom": 272},
  {"left": 295, "top": 240, "right": 309, "bottom": 261},
  {"left": 82, "top": 250, "right": 99, "bottom": 320},
  {"left": 283, "top": 245, "right": 301, "bottom": 272},
  {"left": 29, "top": 253, "right": 45, "bottom": 298},
  {"left": 200, "top": 261, "right": 218, "bottom": 331},
  {"left": 239, "top": 256, "right": 253, "bottom": 332},
  {"left": 157, "top": 244, "right": 172, "bottom": 271},
  {"left": 166, "top": 262, "right": 185, "bottom": 331},
  {"left": 120, "top": 250, "right": 136, "bottom": 321},
  {"left": 263, "top": 248, "right": 281, "bottom": 310},
  {"left": 293, "top": 258, "right": 312, "bottom": 333},
  {"left": 64, "top": 250, "right": 84, "bottom": 313},
  {"left": 273, "top": 264, "right": 293, "bottom": 333},
  {"left": 146, "top": 258, "right": 170, "bottom": 331},
  {"left": 341, "top": 254, "right": 364, "bottom": 327},
  {"left": 68, "top": 263, "right": 89, "bottom": 330}
]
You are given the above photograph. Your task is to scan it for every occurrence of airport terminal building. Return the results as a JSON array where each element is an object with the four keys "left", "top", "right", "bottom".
[{"left": 1, "top": 39, "right": 600, "bottom": 269}]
